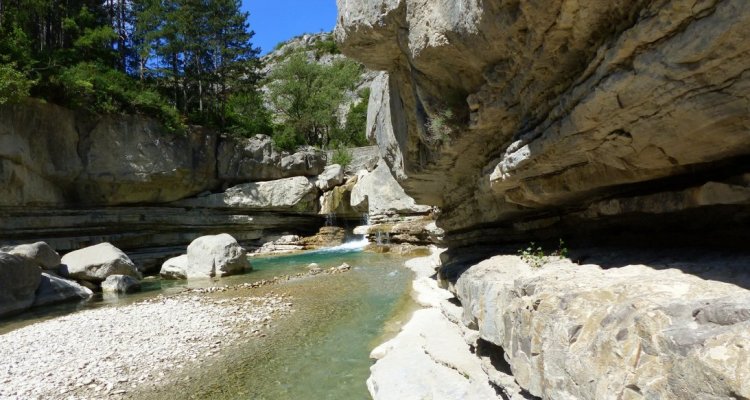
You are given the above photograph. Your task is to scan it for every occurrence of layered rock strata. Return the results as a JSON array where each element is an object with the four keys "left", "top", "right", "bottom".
[
  {"left": 455, "top": 253, "right": 750, "bottom": 399},
  {"left": 336, "top": 0, "right": 750, "bottom": 250}
]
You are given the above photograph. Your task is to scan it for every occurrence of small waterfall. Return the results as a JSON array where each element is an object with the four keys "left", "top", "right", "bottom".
[
  {"left": 325, "top": 213, "right": 337, "bottom": 227},
  {"left": 361, "top": 213, "right": 370, "bottom": 227}
]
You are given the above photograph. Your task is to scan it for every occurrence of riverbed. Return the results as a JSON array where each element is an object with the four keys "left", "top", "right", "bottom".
[{"left": 0, "top": 246, "right": 415, "bottom": 400}]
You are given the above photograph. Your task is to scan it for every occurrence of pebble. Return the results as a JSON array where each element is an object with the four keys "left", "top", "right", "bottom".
[{"left": 0, "top": 290, "right": 292, "bottom": 399}]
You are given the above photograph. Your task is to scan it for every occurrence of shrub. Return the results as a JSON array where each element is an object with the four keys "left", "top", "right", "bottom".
[
  {"left": 0, "top": 63, "right": 33, "bottom": 105},
  {"left": 518, "top": 239, "right": 568, "bottom": 268},
  {"left": 426, "top": 109, "right": 455, "bottom": 145},
  {"left": 331, "top": 146, "right": 353, "bottom": 169}
]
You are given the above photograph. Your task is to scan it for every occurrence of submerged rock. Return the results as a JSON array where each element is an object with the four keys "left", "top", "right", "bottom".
[
  {"left": 60, "top": 243, "right": 139, "bottom": 283},
  {"left": 101, "top": 275, "right": 142, "bottom": 294},
  {"left": 0, "top": 253, "right": 42, "bottom": 317},
  {"left": 185, "top": 234, "right": 250, "bottom": 279}
]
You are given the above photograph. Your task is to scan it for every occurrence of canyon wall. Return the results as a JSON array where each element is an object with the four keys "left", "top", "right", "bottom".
[
  {"left": 336, "top": 0, "right": 750, "bottom": 256},
  {"left": 0, "top": 100, "right": 327, "bottom": 270},
  {"left": 337, "top": 1, "right": 750, "bottom": 398}
]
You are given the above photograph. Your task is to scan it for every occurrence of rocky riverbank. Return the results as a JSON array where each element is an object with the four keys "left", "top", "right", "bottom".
[
  {"left": 0, "top": 289, "right": 292, "bottom": 400},
  {"left": 371, "top": 248, "right": 750, "bottom": 399}
]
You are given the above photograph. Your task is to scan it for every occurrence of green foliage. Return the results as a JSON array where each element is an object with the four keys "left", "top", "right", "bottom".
[
  {"left": 330, "top": 88, "right": 370, "bottom": 147},
  {"left": 0, "top": 63, "right": 33, "bottom": 104},
  {"left": 55, "top": 62, "right": 183, "bottom": 132},
  {"left": 267, "top": 52, "right": 361, "bottom": 148},
  {"left": 272, "top": 124, "right": 304, "bottom": 152},
  {"left": 331, "top": 146, "right": 353, "bottom": 169},
  {"left": 0, "top": 0, "right": 262, "bottom": 135},
  {"left": 517, "top": 239, "right": 569, "bottom": 268},
  {"left": 225, "top": 90, "right": 273, "bottom": 138},
  {"left": 426, "top": 109, "right": 455, "bottom": 145},
  {"left": 313, "top": 37, "right": 339, "bottom": 58}
]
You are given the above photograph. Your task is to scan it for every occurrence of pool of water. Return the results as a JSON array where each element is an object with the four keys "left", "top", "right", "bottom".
[{"left": 1, "top": 245, "right": 416, "bottom": 399}]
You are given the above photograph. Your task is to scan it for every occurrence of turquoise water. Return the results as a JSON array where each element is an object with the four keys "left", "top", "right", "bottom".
[{"left": 136, "top": 248, "right": 415, "bottom": 400}]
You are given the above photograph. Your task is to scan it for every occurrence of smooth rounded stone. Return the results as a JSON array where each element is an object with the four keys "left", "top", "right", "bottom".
[
  {"left": 3, "top": 241, "right": 61, "bottom": 269},
  {"left": 60, "top": 243, "right": 139, "bottom": 282},
  {"left": 160, "top": 255, "right": 188, "bottom": 280},
  {"left": 307, "top": 263, "right": 320, "bottom": 269},
  {"left": 33, "top": 272, "right": 93, "bottom": 307},
  {"left": 314, "top": 164, "right": 345, "bottom": 191},
  {"left": 101, "top": 275, "right": 141, "bottom": 294},
  {"left": 0, "top": 253, "right": 42, "bottom": 317},
  {"left": 307, "top": 263, "right": 322, "bottom": 275},
  {"left": 186, "top": 234, "right": 250, "bottom": 279}
]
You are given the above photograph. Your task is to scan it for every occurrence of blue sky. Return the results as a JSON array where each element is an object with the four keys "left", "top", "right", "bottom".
[{"left": 243, "top": 0, "right": 338, "bottom": 55}]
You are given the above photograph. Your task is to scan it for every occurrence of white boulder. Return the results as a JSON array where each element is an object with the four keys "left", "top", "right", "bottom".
[
  {"left": 60, "top": 243, "right": 139, "bottom": 282},
  {"left": 185, "top": 234, "right": 250, "bottom": 279}
]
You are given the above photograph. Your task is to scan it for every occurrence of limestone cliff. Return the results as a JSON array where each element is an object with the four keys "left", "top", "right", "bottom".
[
  {"left": 336, "top": 0, "right": 750, "bottom": 253},
  {"left": 337, "top": 1, "right": 750, "bottom": 399},
  {"left": 0, "top": 100, "right": 328, "bottom": 270}
]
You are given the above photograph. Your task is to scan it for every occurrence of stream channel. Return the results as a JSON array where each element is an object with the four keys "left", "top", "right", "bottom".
[{"left": 1, "top": 241, "right": 417, "bottom": 399}]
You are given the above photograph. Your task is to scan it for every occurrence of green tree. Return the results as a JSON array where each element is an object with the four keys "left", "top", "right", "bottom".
[{"left": 267, "top": 52, "right": 360, "bottom": 148}]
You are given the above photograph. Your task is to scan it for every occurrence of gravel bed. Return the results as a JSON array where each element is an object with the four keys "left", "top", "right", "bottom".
[{"left": 0, "top": 291, "right": 293, "bottom": 400}]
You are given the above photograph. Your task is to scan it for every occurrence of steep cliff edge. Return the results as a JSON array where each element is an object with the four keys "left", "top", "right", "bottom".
[{"left": 336, "top": 0, "right": 750, "bottom": 253}]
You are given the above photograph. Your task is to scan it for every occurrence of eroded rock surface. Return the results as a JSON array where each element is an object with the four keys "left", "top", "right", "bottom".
[
  {"left": 337, "top": 0, "right": 750, "bottom": 248},
  {"left": 175, "top": 176, "right": 320, "bottom": 213},
  {"left": 455, "top": 255, "right": 750, "bottom": 399}
]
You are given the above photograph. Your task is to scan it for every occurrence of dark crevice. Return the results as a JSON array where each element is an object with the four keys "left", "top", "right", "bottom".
[{"left": 476, "top": 339, "right": 513, "bottom": 376}]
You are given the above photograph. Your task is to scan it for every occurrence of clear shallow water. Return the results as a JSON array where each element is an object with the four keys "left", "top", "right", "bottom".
[
  {"left": 135, "top": 249, "right": 415, "bottom": 400},
  {"left": 1, "top": 246, "right": 415, "bottom": 399}
]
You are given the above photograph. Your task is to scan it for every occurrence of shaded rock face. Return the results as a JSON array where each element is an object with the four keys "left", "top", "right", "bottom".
[
  {"left": 2, "top": 241, "right": 61, "bottom": 269},
  {"left": 455, "top": 255, "right": 750, "bottom": 399},
  {"left": 0, "top": 101, "right": 328, "bottom": 208},
  {"left": 337, "top": 0, "right": 750, "bottom": 248},
  {"left": 60, "top": 243, "right": 140, "bottom": 282},
  {"left": 218, "top": 135, "right": 327, "bottom": 185},
  {"left": 33, "top": 273, "right": 93, "bottom": 307},
  {"left": 0, "top": 253, "right": 42, "bottom": 317}
]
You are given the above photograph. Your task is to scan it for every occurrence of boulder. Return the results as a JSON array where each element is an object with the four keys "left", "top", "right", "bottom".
[
  {"left": 175, "top": 176, "right": 319, "bottom": 213},
  {"left": 0, "top": 253, "right": 42, "bottom": 317},
  {"left": 351, "top": 160, "right": 431, "bottom": 217},
  {"left": 160, "top": 254, "right": 188, "bottom": 280},
  {"left": 101, "top": 275, "right": 141, "bottom": 294},
  {"left": 455, "top": 256, "right": 750, "bottom": 399},
  {"left": 60, "top": 243, "right": 139, "bottom": 282},
  {"left": 3, "top": 241, "right": 61, "bottom": 269},
  {"left": 185, "top": 234, "right": 250, "bottom": 279},
  {"left": 280, "top": 149, "right": 327, "bottom": 177},
  {"left": 33, "top": 273, "right": 93, "bottom": 307},
  {"left": 218, "top": 135, "right": 326, "bottom": 184},
  {"left": 314, "top": 164, "right": 345, "bottom": 191}
]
